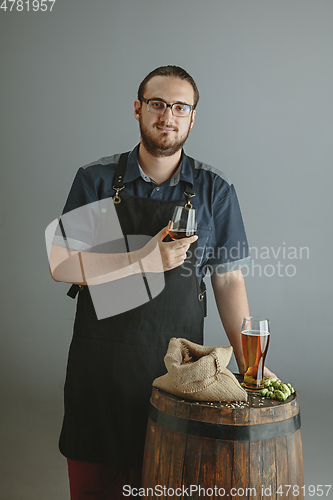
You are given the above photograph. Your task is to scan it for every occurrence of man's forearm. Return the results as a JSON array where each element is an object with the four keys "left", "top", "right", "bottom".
[
  {"left": 211, "top": 270, "right": 249, "bottom": 374},
  {"left": 49, "top": 245, "right": 144, "bottom": 285},
  {"left": 49, "top": 227, "right": 195, "bottom": 285}
]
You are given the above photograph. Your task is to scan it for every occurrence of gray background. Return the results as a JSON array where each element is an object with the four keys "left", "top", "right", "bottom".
[{"left": 1, "top": 0, "right": 332, "bottom": 498}]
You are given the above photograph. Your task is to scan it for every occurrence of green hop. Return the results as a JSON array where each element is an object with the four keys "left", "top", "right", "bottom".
[{"left": 275, "top": 390, "right": 287, "bottom": 402}]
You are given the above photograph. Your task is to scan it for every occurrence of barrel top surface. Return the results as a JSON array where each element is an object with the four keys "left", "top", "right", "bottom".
[
  {"left": 151, "top": 386, "right": 298, "bottom": 408},
  {"left": 150, "top": 375, "right": 300, "bottom": 426},
  {"left": 151, "top": 372, "right": 298, "bottom": 408}
]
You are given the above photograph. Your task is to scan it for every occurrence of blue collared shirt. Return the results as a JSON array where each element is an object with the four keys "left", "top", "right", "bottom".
[{"left": 55, "top": 144, "right": 250, "bottom": 281}]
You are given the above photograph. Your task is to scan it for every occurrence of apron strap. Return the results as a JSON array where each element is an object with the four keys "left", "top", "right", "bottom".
[
  {"left": 67, "top": 284, "right": 80, "bottom": 299},
  {"left": 199, "top": 278, "right": 207, "bottom": 317},
  {"left": 185, "top": 156, "right": 196, "bottom": 195},
  {"left": 184, "top": 156, "right": 196, "bottom": 208},
  {"left": 112, "top": 152, "right": 130, "bottom": 204},
  {"left": 113, "top": 152, "right": 130, "bottom": 189}
]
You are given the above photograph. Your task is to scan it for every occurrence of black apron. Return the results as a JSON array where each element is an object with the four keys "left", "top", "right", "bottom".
[{"left": 59, "top": 153, "right": 206, "bottom": 468}]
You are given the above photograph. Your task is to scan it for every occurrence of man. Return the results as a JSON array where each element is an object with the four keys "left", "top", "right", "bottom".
[{"left": 49, "top": 65, "right": 275, "bottom": 499}]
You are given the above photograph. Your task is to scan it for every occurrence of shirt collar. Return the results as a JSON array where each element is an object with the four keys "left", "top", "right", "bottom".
[{"left": 124, "top": 144, "right": 194, "bottom": 187}]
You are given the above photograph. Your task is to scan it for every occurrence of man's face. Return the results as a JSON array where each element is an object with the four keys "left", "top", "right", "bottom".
[{"left": 134, "top": 76, "right": 196, "bottom": 158}]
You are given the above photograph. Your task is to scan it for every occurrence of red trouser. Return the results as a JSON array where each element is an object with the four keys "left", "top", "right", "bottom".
[{"left": 67, "top": 459, "right": 142, "bottom": 500}]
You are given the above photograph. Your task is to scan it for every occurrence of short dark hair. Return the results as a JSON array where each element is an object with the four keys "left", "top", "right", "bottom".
[{"left": 137, "top": 65, "right": 199, "bottom": 108}]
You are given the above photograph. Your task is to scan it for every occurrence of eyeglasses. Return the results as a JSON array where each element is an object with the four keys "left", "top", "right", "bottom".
[{"left": 139, "top": 97, "right": 194, "bottom": 117}]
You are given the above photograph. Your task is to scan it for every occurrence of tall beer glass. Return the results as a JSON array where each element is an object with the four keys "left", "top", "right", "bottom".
[{"left": 241, "top": 316, "right": 270, "bottom": 391}]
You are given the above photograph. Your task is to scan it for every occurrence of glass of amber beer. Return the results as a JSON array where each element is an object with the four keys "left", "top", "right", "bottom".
[
  {"left": 167, "top": 207, "right": 197, "bottom": 240},
  {"left": 241, "top": 316, "right": 270, "bottom": 391}
]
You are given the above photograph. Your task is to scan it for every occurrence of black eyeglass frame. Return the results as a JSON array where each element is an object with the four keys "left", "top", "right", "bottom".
[{"left": 139, "top": 97, "right": 195, "bottom": 117}]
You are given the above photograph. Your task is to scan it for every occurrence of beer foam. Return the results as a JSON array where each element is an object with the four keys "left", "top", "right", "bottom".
[{"left": 241, "top": 330, "right": 270, "bottom": 336}]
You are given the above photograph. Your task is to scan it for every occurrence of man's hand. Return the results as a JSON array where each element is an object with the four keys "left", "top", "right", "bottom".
[
  {"left": 263, "top": 366, "right": 280, "bottom": 381},
  {"left": 138, "top": 222, "right": 198, "bottom": 273}
]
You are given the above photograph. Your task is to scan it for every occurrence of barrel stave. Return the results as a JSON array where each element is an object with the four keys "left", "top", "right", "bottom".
[
  {"left": 249, "top": 407, "right": 263, "bottom": 497},
  {"left": 143, "top": 389, "right": 169, "bottom": 495},
  {"left": 232, "top": 441, "right": 251, "bottom": 494},
  {"left": 262, "top": 435, "right": 278, "bottom": 497},
  {"left": 167, "top": 398, "right": 191, "bottom": 494},
  {"left": 199, "top": 404, "right": 223, "bottom": 498},
  {"left": 285, "top": 430, "right": 304, "bottom": 499}
]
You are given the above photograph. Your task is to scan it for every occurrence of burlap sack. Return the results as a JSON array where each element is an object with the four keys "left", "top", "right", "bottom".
[{"left": 153, "top": 338, "right": 247, "bottom": 402}]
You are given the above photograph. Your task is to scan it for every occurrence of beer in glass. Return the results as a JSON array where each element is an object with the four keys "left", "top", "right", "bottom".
[{"left": 241, "top": 316, "right": 270, "bottom": 391}]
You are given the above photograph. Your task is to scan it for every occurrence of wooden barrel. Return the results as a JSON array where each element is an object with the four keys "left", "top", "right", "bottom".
[{"left": 142, "top": 385, "right": 304, "bottom": 500}]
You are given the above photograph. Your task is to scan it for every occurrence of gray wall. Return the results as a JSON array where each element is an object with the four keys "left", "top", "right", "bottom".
[{"left": 1, "top": 0, "right": 332, "bottom": 498}]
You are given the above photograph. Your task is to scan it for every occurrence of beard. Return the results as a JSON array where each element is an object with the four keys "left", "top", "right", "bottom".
[{"left": 139, "top": 114, "right": 192, "bottom": 158}]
